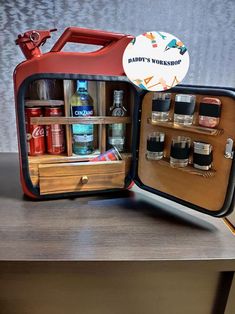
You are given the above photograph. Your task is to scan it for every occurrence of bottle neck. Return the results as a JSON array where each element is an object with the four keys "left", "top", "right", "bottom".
[
  {"left": 76, "top": 80, "right": 88, "bottom": 93},
  {"left": 113, "top": 101, "right": 122, "bottom": 107},
  {"left": 113, "top": 90, "right": 124, "bottom": 107},
  {"left": 77, "top": 87, "right": 87, "bottom": 93}
]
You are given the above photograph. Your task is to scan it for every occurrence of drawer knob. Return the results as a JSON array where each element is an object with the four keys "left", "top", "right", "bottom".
[{"left": 81, "top": 176, "right": 89, "bottom": 184}]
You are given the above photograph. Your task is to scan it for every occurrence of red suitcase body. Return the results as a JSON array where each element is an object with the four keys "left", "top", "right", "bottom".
[{"left": 14, "top": 27, "right": 235, "bottom": 218}]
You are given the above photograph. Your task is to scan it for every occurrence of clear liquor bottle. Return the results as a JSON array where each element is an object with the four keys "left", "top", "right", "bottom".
[
  {"left": 108, "top": 90, "right": 127, "bottom": 152},
  {"left": 70, "top": 80, "right": 94, "bottom": 155}
]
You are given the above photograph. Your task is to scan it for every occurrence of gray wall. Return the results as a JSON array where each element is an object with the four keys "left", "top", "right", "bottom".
[{"left": 0, "top": 0, "right": 234, "bottom": 152}]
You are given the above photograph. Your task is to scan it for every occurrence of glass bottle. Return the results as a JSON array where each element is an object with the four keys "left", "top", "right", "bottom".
[
  {"left": 170, "top": 136, "right": 191, "bottom": 168},
  {"left": 70, "top": 80, "right": 94, "bottom": 155},
  {"left": 151, "top": 93, "right": 171, "bottom": 122},
  {"left": 198, "top": 97, "right": 221, "bottom": 128},
  {"left": 108, "top": 90, "right": 127, "bottom": 152},
  {"left": 174, "top": 94, "right": 196, "bottom": 125},
  {"left": 28, "top": 79, "right": 63, "bottom": 100},
  {"left": 146, "top": 132, "right": 165, "bottom": 160}
]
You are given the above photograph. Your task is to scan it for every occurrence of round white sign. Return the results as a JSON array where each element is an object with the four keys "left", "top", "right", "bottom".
[{"left": 122, "top": 31, "right": 190, "bottom": 91}]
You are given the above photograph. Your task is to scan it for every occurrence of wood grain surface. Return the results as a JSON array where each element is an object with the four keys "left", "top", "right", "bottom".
[
  {"left": 0, "top": 153, "right": 234, "bottom": 262},
  {"left": 30, "top": 116, "right": 132, "bottom": 125},
  {"left": 0, "top": 262, "right": 226, "bottom": 314},
  {"left": 139, "top": 93, "right": 235, "bottom": 211},
  {"left": 28, "top": 153, "right": 131, "bottom": 188},
  {"left": 39, "top": 161, "right": 125, "bottom": 194}
]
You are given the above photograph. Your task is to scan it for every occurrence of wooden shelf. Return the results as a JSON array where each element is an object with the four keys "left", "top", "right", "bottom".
[
  {"left": 31, "top": 116, "right": 132, "bottom": 125},
  {"left": 29, "top": 151, "right": 132, "bottom": 164},
  {"left": 147, "top": 118, "right": 223, "bottom": 136},
  {"left": 146, "top": 156, "right": 216, "bottom": 178},
  {"left": 25, "top": 100, "right": 64, "bottom": 107},
  {"left": 28, "top": 150, "right": 101, "bottom": 164}
]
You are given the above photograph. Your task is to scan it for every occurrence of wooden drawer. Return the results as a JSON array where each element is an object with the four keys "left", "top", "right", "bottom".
[
  {"left": 39, "top": 161, "right": 125, "bottom": 195},
  {"left": 29, "top": 163, "right": 39, "bottom": 186}
]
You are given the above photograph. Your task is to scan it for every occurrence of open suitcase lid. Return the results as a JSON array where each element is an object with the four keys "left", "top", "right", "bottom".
[
  {"left": 131, "top": 85, "right": 235, "bottom": 217},
  {"left": 14, "top": 27, "right": 235, "bottom": 217}
]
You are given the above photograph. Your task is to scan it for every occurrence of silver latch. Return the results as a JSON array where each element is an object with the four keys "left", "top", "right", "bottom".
[{"left": 224, "top": 138, "right": 234, "bottom": 159}]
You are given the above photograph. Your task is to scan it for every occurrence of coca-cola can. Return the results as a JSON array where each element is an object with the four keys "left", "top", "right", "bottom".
[
  {"left": 25, "top": 107, "right": 45, "bottom": 156},
  {"left": 45, "top": 107, "right": 65, "bottom": 155},
  {"left": 91, "top": 147, "right": 122, "bottom": 161}
]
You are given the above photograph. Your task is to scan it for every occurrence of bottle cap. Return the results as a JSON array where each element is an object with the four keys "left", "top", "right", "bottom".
[
  {"left": 114, "top": 90, "right": 124, "bottom": 99},
  {"left": 113, "top": 90, "right": 124, "bottom": 104},
  {"left": 77, "top": 80, "right": 88, "bottom": 89}
]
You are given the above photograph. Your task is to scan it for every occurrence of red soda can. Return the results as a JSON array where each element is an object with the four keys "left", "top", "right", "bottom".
[
  {"left": 25, "top": 107, "right": 45, "bottom": 156},
  {"left": 91, "top": 147, "right": 122, "bottom": 161},
  {"left": 45, "top": 107, "right": 65, "bottom": 155}
]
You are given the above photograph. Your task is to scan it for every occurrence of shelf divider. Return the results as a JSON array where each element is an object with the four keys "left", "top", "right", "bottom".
[
  {"left": 146, "top": 156, "right": 216, "bottom": 178},
  {"left": 63, "top": 80, "right": 75, "bottom": 156},
  {"left": 98, "top": 82, "right": 107, "bottom": 153},
  {"left": 147, "top": 118, "right": 223, "bottom": 136},
  {"left": 25, "top": 100, "right": 64, "bottom": 107},
  {"left": 31, "top": 116, "right": 132, "bottom": 125}
]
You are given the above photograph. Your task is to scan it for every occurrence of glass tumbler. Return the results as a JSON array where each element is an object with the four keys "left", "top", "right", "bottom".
[
  {"left": 174, "top": 94, "right": 196, "bottom": 125},
  {"left": 170, "top": 136, "right": 191, "bottom": 168},
  {"left": 151, "top": 93, "right": 171, "bottom": 122},
  {"left": 198, "top": 97, "right": 221, "bottom": 128},
  {"left": 193, "top": 141, "right": 213, "bottom": 170},
  {"left": 146, "top": 132, "right": 165, "bottom": 160}
]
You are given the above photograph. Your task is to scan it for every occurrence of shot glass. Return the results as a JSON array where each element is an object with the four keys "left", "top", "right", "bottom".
[
  {"left": 170, "top": 136, "right": 191, "bottom": 167},
  {"left": 193, "top": 141, "right": 213, "bottom": 170},
  {"left": 146, "top": 132, "right": 165, "bottom": 160},
  {"left": 152, "top": 93, "right": 171, "bottom": 122},
  {"left": 174, "top": 94, "right": 196, "bottom": 125},
  {"left": 198, "top": 97, "right": 221, "bottom": 128}
]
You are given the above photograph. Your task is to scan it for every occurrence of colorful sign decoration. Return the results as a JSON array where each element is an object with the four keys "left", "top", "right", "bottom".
[{"left": 122, "top": 31, "right": 190, "bottom": 91}]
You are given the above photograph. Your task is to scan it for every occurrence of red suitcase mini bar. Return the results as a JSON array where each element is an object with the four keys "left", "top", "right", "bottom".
[{"left": 14, "top": 27, "right": 235, "bottom": 217}]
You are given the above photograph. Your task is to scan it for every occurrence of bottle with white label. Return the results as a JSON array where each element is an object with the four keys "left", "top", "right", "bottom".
[
  {"left": 108, "top": 90, "right": 127, "bottom": 152},
  {"left": 70, "top": 80, "right": 94, "bottom": 155}
]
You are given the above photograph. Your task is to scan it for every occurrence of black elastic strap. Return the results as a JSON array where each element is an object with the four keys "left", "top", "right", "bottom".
[
  {"left": 199, "top": 102, "right": 221, "bottom": 117},
  {"left": 170, "top": 146, "right": 190, "bottom": 159},
  {"left": 174, "top": 101, "right": 195, "bottom": 115},
  {"left": 147, "top": 140, "right": 164, "bottom": 152},
  {"left": 152, "top": 99, "right": 171, "bottom": 112},
  {"left": 193, "top": 152, "right": 213, "bottom": 166}
]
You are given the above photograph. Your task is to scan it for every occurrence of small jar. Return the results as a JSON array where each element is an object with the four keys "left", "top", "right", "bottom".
[
  {"left": 174, "top": 94, "right": 196, "bottom": 125},
  {"left": 170, "top": 136, "right": 191, "bottom": 168},
  {"left": 198, "top": 97, "right": 221, "bottom": 128},
  {"left": 193, "top": 142, "right": 213, "bottom": 170},
  {"left": 146, "top": 132, "right": 165, "bottom": 160},
  {"left": 151, "top": 93, "right": 171, "bottom": 122}
]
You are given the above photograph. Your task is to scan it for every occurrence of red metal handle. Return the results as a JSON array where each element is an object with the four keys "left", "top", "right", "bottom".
[{"left": 51, "top": 27, "right": 127, "bottom": 52}]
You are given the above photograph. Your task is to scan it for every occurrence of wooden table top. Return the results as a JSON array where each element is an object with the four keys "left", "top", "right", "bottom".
[{"left": 0, "top": 153, "right": 234, "bottom": 265}]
